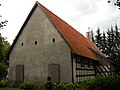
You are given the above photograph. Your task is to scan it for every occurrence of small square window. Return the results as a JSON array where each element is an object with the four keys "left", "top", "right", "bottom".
[
  {"left": 21, "top": 43, "right": 23, "bottom": 46},
  {"left": 35, "top": 41, "right": 37, "bottom": 45},
  {"left": 53, "top": 38, "right": 55, "bottom": 42}
]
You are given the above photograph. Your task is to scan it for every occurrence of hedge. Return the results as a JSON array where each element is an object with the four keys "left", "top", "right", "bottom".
[{"left": 85, "top": 76, "right": 120, "bottom": 90}]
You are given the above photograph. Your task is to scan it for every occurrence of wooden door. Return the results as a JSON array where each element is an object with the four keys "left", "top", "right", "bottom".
[
  {"left": 48, "top": 64, "right": 60, "bottom": 83},
  {"left": 16, "top": 65, "right": 24, "bottom": 81}
]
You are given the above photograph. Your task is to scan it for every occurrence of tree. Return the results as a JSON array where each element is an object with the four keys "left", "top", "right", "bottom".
[
  {"left": 101, "top": 31, "right": 107, "bottom": 54},
  {"left": 94, "top": 27, "right": 102, "bottom": 50},
  {"left": 113, "top": 25, "right": 120, "bottom": 71},
  {"left": 0, "top": 3, "right": 1, "bottom": 17},
  {"left": 0, "top": 63, "right": 8, "bottom": 80},
  {"left": 0, "top": 35, "right": 10, "bottom": 80},
  {"left": 0, "top": 21, "right": 8, "bottom": 30},
  {"left": 0, "top": 4, "right": 8, "bottom": 30},
  {"left": 106, "top": 26, "right": 118, "bottom": 63},
  {"left": 92, "top": 25, "right": 120, "bottom": 73},
  {"left": 108, "top": 0, "right": 120, "bottom": 9},
  {"left": 91, "top": 30, "right": 95, "bottom": 43},
  {"left": 0, "top": 4, "right": 10, "bottom": 79}
]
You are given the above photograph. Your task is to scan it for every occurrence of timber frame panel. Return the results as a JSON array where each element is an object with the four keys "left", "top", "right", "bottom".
[{"left": 72, "top": 53, "right": 117, "bottom": 83}]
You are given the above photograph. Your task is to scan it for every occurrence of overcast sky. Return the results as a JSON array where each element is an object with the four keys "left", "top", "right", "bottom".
[{"left": 0, "top": 0, "right": 120, "bottom": 44}]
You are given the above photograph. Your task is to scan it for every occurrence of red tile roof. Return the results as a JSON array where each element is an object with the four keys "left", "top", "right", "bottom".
[{"left": 38, "top": 2, "right": 99, "bottom": 60}]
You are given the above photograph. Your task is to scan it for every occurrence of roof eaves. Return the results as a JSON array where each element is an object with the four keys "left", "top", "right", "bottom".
[{"left": 88, "top": 47, "right": 115, "bottom": 64}]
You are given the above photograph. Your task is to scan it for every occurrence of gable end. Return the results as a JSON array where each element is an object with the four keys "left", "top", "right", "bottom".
[{"left": 7, "top": 3, "right": 38, "bottom": 60}]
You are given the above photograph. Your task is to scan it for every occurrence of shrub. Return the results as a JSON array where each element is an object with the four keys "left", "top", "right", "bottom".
[
  {"left": 85, "top": 76, "right": 120, "bottom": 90},
  {"left": 43, "top": 81, "right": 81, "bottom": 90},
  {"left": 8, "top": 81, "right": 23, "bottom": 88},
  {"left": 43, "top": 81, "right": 56, "bottom": 90},
  {"left": 54, "top": 83, "right": 65, "bottom": 90},
  {"left": 65, "top": 82, "right": 74, "bottom": 90},
  {"left": 0, "top": 80, "right": 9, "bottom": 88},
  {"left": 20, "top": 81, "right": 36, "bottom": 90},
  {"left": 73, "top": 83, "right": 81, "bottom": 88}
]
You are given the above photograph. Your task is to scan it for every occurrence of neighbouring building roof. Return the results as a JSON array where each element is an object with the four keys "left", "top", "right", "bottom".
[{"left": 8, "top": 1, "right": 108, "bottom": 61}]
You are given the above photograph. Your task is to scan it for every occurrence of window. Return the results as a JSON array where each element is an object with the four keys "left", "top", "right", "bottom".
[
  {"left": 53, "top": 38, "right": 55, "bottom": 42},
  {"left": 21, "top": 43, "right": 23, "bottom": 46},
  {"left": 35, "top": 41, "right": 37, "bottom": 45}
]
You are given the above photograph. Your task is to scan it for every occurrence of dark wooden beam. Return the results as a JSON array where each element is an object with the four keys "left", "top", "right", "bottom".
[
  {"left": 75, "top": 68, "right": 95, "bottom": 71},
  {"left": 76, "top": 74, "right": 95, "bottom": 77}
]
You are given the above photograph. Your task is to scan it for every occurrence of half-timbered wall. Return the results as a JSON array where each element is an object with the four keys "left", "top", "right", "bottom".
[
  {"left": 73, "top": 55, "right": 96, "bottom": 82},
  {"left": 95, "top": 63, "right": 116, "bottom": 77}
]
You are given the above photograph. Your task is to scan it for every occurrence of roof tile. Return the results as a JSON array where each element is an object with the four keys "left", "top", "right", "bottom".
[{"left": 38, "top": 2, "right": 98, "bottom": 60}]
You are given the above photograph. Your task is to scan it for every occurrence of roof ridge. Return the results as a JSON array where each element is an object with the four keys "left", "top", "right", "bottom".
[
  {"left": 37, "top": 2, "right": 85, "bottom": 37},
  {"left": 8, "top": 1, "right": 107, "bottom": 61},
  {"left": 37, "top": 2, "right": 97, "bottom": 60}
]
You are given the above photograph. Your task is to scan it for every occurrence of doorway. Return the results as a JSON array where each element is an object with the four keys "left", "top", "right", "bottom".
[
  {"left": 16, "top": 65, "right": 24, "bottom": 81},
  {"left": 48, "top": 64, "right": 60, "bottom": 83}
]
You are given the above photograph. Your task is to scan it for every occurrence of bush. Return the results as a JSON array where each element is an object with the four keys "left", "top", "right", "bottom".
[
  {"left": 8, "top": 81, "right": 23, "bottom": 88},
  {"left": 73, "top": 83, "right": 81, "bottom": 88},
  {"left": 43, "top": 81, "right": 81, "bottom": 90},
  {"left": 43, "top": 81, "right": 56, "bottom": 90},
  {"left": 65, "top": 82, "right": 74, "bottom": 90},
  {"left": 54, "top": 83, "right": 65, "bottom": 90},
  {"left": 0, "top": 80, "right": 9, "bottom": 88},
  {"left": 85, "top": 76, "right": 120, "bottom": 90},
  {"left": 20, "top": 81, "right": 36, "bottom": 90}
]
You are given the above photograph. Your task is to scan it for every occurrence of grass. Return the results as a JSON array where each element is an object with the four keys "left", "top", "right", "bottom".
[{"left": 0, "top": 88, "right": 23, "bottom": 90}]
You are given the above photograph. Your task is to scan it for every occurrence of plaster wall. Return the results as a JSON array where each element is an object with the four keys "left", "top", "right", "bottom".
[{"left": 9, "top": 6, "right": 72, "bottom": 83}]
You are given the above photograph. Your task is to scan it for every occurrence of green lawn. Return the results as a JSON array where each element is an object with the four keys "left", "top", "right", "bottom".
[{"left": 0, "top": 88, "right": 23, "bottom": 90}]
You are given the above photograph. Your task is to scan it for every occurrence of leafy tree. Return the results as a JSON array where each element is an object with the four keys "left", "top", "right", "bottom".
[
  {"left": 0, "top": 21, "right": 8, "bottom": 30},
  {"left": 0, "top": 4, "right": 8, "bottom": 30},
  {"left": 0, "top": 35, "right": 10, "bottom": 80},
  {"left": 0, "top": 5, "right": 9, "bottom": 79},
  {"left": 108, "top": 0, "right": 120, "bottom": 9},
  {"left": 0, "top": 63, "right": 8, "bottom": 80}
]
